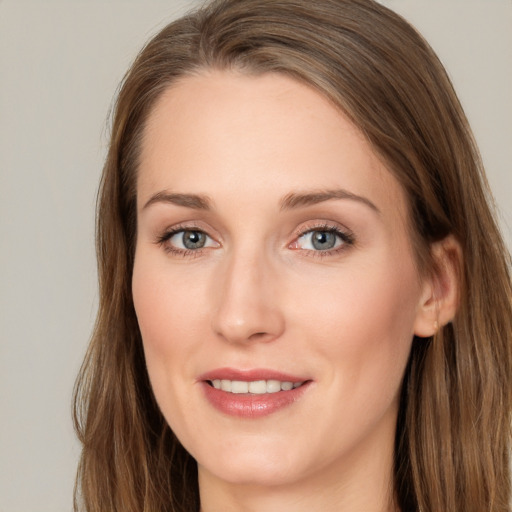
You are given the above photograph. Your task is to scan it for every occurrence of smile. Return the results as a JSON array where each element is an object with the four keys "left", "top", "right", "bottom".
[
  {"left": 209, "top": 379, "right": 305, "bottom": 394},
  {"left": 200, "top": 370, "right": 312, "bottom": 417}
]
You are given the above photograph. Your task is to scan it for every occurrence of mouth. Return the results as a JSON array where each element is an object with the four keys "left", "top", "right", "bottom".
[
  {"left": 207, "top": 379, "right": 306, "bottom": 394},
  {"left": 199, "top": 369, "right": 312, "bottom": 418}
]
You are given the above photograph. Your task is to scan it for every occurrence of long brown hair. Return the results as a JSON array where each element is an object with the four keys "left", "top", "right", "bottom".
[{"left": 73, "top": 1, "right": 512, "bottom": 510}]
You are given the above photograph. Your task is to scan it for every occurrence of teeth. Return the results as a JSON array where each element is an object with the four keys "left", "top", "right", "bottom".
[
  {"left": 210, "top": 379, "right": 304, "bottom": 394},
  {"left": 248, "top": 380, "right": 266, "bottom": 394},
  {"left": 231, "top": 381, "right": 249, "bottom": 394},
  {"left": 266, "top": 380, "right": 281, "bottom": 393}
]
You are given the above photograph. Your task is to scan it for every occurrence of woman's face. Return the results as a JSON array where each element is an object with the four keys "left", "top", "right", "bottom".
[{"left": 133, "top": 71, "right": 429, "bottom": 491}]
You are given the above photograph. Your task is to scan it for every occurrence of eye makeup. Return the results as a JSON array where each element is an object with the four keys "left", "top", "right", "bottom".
[{"left": 154, "top": 219, "right": 356, "bottom": 260}]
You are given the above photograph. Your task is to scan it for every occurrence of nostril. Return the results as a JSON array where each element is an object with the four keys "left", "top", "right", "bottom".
[{"left": 249, "top": 332, "right": 269, "bottom": 340}]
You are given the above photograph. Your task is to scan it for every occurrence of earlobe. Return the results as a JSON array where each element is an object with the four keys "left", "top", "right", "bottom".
[{"left": 413, "top": 235, "right": 462, "bottom": 338}]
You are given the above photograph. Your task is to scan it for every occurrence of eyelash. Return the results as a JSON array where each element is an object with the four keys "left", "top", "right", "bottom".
[
  {"left": 155, "top": 222, "right": 355, "bottom": 258},
  {"left": 155, "top": 224, "right": 212, "bottom": 258}
]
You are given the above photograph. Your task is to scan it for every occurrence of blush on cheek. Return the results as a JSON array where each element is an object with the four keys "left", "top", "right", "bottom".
[{"left": 132, "top": 267, "right": 168, "bottom": 353}]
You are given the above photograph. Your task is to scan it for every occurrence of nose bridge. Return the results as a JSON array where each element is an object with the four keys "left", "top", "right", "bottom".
[{"left": 211, "top": 243, "right": 284, "bottom": 344}]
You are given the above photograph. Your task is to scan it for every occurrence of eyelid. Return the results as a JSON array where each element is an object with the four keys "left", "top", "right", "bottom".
[
  {"left": 155, "top": 220, "right": 218, "bottom": 240},
  {"left": 292, "top": 220, "right": 353, "bottom": 239}
]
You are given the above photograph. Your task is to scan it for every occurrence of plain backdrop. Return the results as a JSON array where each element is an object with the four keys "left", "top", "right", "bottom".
[{"left": 0, "top": 1, "right": 510, "bottom": 511}]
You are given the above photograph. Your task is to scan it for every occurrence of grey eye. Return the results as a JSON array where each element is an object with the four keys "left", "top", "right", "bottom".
[
  {"left": 296, "top": 229, "right": 344, "bottom": 251},
  {"left": 169, "top": 230, "right": 214, "bottom": 250},
  {"left": 181, "top": 231, "right": 206, "bottom": 249},
  {"left": 311, "top": 231, "right": 337, "bottom": 250}
]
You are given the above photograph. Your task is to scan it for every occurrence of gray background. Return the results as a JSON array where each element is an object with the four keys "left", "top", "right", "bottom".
[{"left": 0, "top": 1, "right": 510, "bottom": 510}]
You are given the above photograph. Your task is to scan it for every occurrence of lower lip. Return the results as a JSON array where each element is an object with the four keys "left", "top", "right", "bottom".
[{"left": 201, "top": 381, "right": 311, "bottom": 418}]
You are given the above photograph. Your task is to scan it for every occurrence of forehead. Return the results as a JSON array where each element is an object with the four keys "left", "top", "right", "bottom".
[{"left": 138, "top": 70, "right": 407, "bottom": 221}]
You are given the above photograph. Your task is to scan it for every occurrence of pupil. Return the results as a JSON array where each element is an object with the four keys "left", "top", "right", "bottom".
[
  {"left": 183, "top": 231, "right": 206, "bottom": 249},
  {"left": 312, "top": 231, "right": 336, "bottom": 250}
]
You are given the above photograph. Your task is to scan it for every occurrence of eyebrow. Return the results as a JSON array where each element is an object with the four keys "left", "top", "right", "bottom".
[
  {"left": 142, "top": 188, "right": 380, "bottom": 214},
  {"left": 280, "top": 189, "right": 380, "bottom": 214},
  {"left": 142, "top": 191, "right": 212, "bottom": 211}
]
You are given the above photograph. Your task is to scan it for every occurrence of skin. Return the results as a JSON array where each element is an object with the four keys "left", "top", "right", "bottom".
[{"left": 132, "top": 71, "right": 442, "bottom": 512}]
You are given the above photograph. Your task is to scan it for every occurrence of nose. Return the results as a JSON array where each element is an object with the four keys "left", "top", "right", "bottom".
[{"left": 211, "top": 248, "right": 285, "bottom": 345}]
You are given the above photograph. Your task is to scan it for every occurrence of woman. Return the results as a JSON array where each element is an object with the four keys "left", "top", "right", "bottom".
[{"left": 73, "top": 0, "right": 512, "bottom": 511}]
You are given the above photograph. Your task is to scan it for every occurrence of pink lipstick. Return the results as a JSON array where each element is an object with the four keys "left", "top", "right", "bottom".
[{"left": 198, "top": 368, "right": 312, "bottom": 418}]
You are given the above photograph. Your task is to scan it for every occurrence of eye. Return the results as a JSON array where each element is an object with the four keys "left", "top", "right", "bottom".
[
  {"left": 158, "top": 228, "right": 219, "bottom": 254},
  {"left": 292, "top": 226, "right": 354, "bottom": 253},
  {"left": 170, "top": 230, "right": 210, "bottom": 250}
]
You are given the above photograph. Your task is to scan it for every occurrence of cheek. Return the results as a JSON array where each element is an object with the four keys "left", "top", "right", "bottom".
[
  {"left": 131, "top": 253, "right": 208, "bottom": 429},
  {"left": 295, "top": 254, "right": 421, "bottom": 392},
  {"left": 132, "top": 269, "right": 171, "bottom": 356},
  {"left": 132, "top": 255, "right": 199, "bottom": 409},
  {"left": 132, "top": 262, "right": 172, "bottom": 403},
  {"left": 292, "top": 257, "right": 421, "bottom": 456},
  {"left": 132, "top": 254, "right": 206, "bottom": 353}
]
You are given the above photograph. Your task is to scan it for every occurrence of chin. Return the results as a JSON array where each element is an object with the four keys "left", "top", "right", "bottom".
[
  {"left": 196, "top": 442, "right": 304, "bottom": 487},
  {"left": 202, "top": 462, "right": 299, "bottom": 488}
]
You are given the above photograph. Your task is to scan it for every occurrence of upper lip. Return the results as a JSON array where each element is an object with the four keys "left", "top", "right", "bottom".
[{"left": 198, "top": 367, "right": 310, "bottom": 383}]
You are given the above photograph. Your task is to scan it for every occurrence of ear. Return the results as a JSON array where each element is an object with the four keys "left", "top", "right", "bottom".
[{"left": 413, "top": 235, "right": 462, "bottom": 337}]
